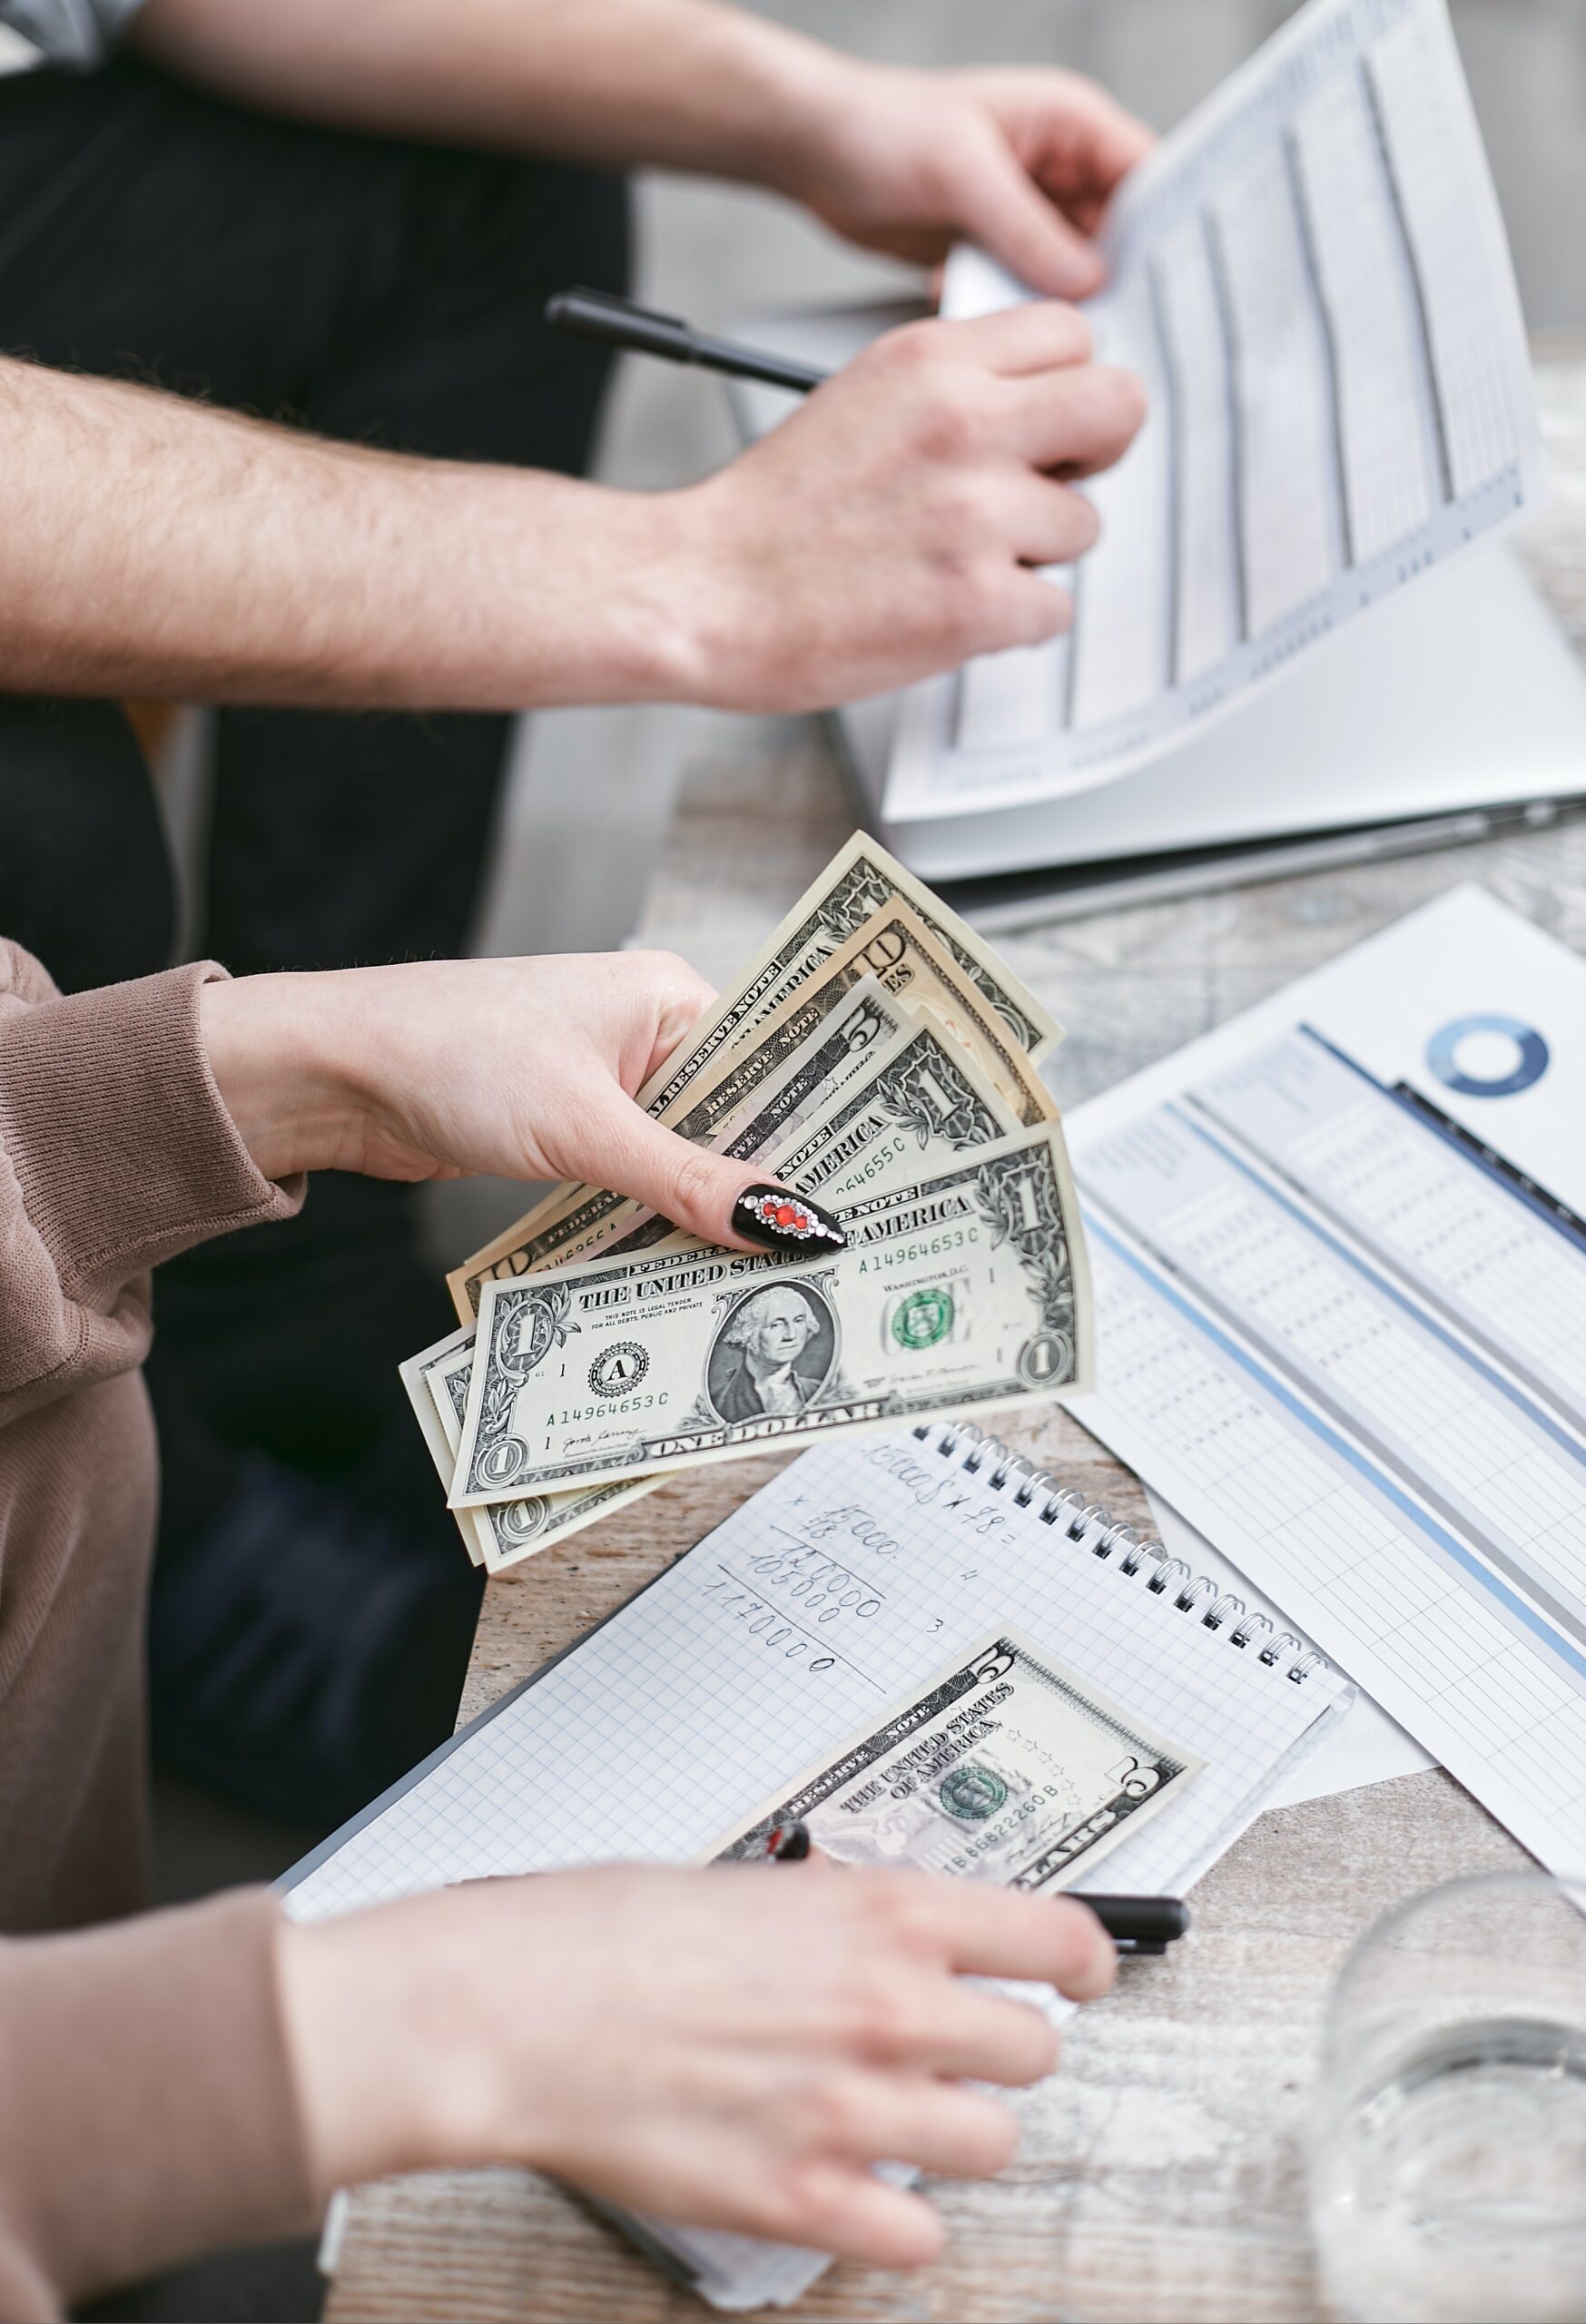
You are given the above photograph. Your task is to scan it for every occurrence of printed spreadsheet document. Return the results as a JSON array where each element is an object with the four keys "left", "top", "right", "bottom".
[
  {"left": 885, "top": 0, "right": 1545, "bottom": 822},
  {"left": 1068, "top": 886, "right": 1586, "bottom": 1883}
]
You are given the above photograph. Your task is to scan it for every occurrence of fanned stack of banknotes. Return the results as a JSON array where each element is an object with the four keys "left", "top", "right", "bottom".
[{"left": 400, "top": 836, "right": 1095, "bottom": 1572}]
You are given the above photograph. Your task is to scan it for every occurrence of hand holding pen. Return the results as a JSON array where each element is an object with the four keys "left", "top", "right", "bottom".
[
  {"left": 745, "top": 1819, "right": 1188, "bottom": 1956},
  {"left": 544, "top": 285, "right": 1147, "bottom": 715}
]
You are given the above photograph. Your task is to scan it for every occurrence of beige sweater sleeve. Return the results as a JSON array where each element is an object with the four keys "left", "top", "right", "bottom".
[
  {"left": 0, "top": 945, "right": 318, "bottom": 2316},
  {"left": 0, "top": 940, "right": 303, "bottom": 1421},
  {"left": 0, "top": 1892, "right": 315, "bottom": 2319}
]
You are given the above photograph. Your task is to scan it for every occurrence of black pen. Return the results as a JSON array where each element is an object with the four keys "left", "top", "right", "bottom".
[
  {"left": 546, "top": 285, "right": 828, "bottom": 395},
  {"left": 1078, "top": 1895, "right": 1189, "bottom": 1955},
  {"left": 744, "top": 1825, "right": 1188, "bottom": 1953}
]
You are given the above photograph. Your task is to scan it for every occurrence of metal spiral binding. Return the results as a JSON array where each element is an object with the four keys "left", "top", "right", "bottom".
[{"left": 910, "top": 1419, "right": 1321, "bottom": 1687}]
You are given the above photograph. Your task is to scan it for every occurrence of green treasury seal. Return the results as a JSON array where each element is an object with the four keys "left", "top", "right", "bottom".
[
  {"left": 939, "top": 1763, "right": 1009, "bottom": 1820},
  {"left": 892, "top": 1285, "right": 954, "bottom": 1351}
]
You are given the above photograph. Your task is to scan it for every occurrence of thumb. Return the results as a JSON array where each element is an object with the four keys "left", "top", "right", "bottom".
[
  {"left": 586, "top": 1098, "right": 848, "bottom": 1256},
  {"left": 957, "top": 138, "right": 1105, "bottom": 300}
]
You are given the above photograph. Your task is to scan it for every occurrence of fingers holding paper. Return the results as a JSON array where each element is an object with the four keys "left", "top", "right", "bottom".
[
  {"left": 945, "top": 67, "right": 1155, "bottom": 275},
  {"left": 788, "top": 62, "right": 1152, "bottom": 300}
]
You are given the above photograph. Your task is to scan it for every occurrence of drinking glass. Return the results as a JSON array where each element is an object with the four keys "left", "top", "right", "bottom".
[{"left": 1310, "top": 1870, "right": 1586, "bottom": 2324}]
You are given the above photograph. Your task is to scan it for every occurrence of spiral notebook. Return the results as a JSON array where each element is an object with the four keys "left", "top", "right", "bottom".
[{"left": 283, "top": 1423, "right": 1351, "bottom": 2309}]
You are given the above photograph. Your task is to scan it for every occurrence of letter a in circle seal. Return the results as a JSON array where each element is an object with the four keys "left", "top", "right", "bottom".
[{"left": 588, "top": 1342, "right": 650, "bottom": 1399}]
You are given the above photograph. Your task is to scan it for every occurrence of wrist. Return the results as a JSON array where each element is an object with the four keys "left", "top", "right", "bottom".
[
  {"left": 584, "top": 481, "right": 766, "bottom": 710},
  {"left": 754, "top": 50, "right": 895, "bottom": 206},
  {"left": 275, "top": 1893, "right": 561, "bottom": 2196},
  {"left": 198, "top": 973, "right": 360, "bottom": 1182},
  {"left": 582, "top": 486, "right": 724, "bottom": 706},
  {"left": 724, "top": 34, "right": 871, "bottom": 202}
]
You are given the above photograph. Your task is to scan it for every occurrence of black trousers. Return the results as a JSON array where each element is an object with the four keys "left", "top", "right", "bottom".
[{"left": 0, "top": 58, "right": 629, "bottom": 1542}]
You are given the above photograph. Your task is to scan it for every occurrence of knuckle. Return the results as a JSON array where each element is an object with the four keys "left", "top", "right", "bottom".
[
  {"left": 864, "top": 1872, "right": 940, "bottom": 1954},
  {"left": 926, "top": 470, "right": 993, "bottom": 542},
  {"left": 846, "top": 1967, "right": 928, "bottom": 2065},
  {"left": 778, "top": 2153, "right": 847, "bottom": 2231},
  {"left": 929, "top": 554, "right": 1002, "bottom": 650},
  {"left": 667, "top": 1144, "right": 724, "bottom": 1220},
  {"left": 1060, "top": 304, "right": 1095, "bottom": 364},
  {"left": 628, "top": 945, "right": 707, "bottom": 1009},
  {"left": 741, "top": 2171, "right": 816, "bottom": 2245},
  {"left": 872, "top": 319, "right": 941, "bottom": 378},
  {"left": 911, "top": 377, "right": 988, "bottom": 463},
  {"left": 796, "top": 2071, "right": 870, "bottom": 2155}
]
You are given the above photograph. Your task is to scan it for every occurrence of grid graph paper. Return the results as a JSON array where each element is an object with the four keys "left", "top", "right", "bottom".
[{"left": 283, "top": 1426, "right": 1346, "bottom": 1925}]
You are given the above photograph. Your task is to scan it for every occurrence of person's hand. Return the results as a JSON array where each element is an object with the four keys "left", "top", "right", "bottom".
[
  {"left": 277, "top": 1862, "right": 1116, "bottom": 2267},
  {"left": 198, "top": 951, "right": 806, "bottom": 1249},
  {"left": 778, "top": 62, "right": 1153, "bottom": 300},
  {"left": 668, "top": 302, "right": 1146, "bottom": 712}
]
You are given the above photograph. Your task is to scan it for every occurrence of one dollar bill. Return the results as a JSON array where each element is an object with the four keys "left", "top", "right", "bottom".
[
  {"left": 408, "top": 1000, "right": 1031, "bottom": 1563},
  {"left": 451, "top": 1125, "right": 1091, "bottom": 1507},
  {"left": 399, "top": 1325, "right": 660, "bottom": 1571},
  {"left": 711, "top": 1629, "right": 1201, "bottom": 1889}
]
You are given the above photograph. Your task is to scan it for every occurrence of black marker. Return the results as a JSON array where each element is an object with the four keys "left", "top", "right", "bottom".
[
  {"left": 736, "top": 1827, "right": 1188, "bottom": 1953},
  {"left": 546, "top": 286, "right": 828, "bottom": 395},
  {"left": 1079, "top": 1895, "right": 1189, "bottom": 1955}
]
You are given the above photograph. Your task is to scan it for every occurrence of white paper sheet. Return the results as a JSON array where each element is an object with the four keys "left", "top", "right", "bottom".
[
  {"left": 1069, "top": 886, "right": 1586, "bottom": 1881},
  {"left": 886, "top": 0, "right": 1544, "bottom": 822},
  {"left": 1145, "top": 1489, "right": 1434, "bottom": 1808}
]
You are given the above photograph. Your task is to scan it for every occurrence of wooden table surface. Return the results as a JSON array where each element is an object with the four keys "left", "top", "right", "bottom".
[{"left": 325, "top": 353, "right": 1586, "bottom": 2324}]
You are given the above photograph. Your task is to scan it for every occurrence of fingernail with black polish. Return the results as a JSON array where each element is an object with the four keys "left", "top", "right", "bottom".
[{"left": 732, "top": 1183, "right": 847, "bottom": 1255}]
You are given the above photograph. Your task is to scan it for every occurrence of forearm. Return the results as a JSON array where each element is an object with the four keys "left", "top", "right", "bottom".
[
  {"left": 0, "top": 1895, "right": 314, "bottom": 2309},
  {"left": 0, "top": 355, "right": 698, "bottom": 707},
  {"left": 133, "top": 0, "right": 851, "bottom": 192}
]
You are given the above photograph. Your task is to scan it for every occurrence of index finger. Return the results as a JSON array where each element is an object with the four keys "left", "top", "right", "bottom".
[
  {"left": 914, "top": 1878, "right": 1117, "bottom": 1998},
  {"left": 622, "top": 949, "right": 720, "bottom": 1079},
  {"left": 1057, "top": 82, "right": 1156, "bottom": 192}
]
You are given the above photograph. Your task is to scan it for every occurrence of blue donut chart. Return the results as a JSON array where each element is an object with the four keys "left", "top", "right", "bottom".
[{"left": 1424, "top": 1013, "right": 1551, "bottom": 1098}]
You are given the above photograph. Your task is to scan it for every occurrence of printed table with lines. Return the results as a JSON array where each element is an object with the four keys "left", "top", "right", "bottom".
[{"left": 324, "top": 352, "right": 1586, "bottom": 2324}]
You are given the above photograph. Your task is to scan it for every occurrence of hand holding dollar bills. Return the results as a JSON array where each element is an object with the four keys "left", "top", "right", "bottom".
[{"left": 402, "top": 835, "right": 1092, "bottom": 1562}]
